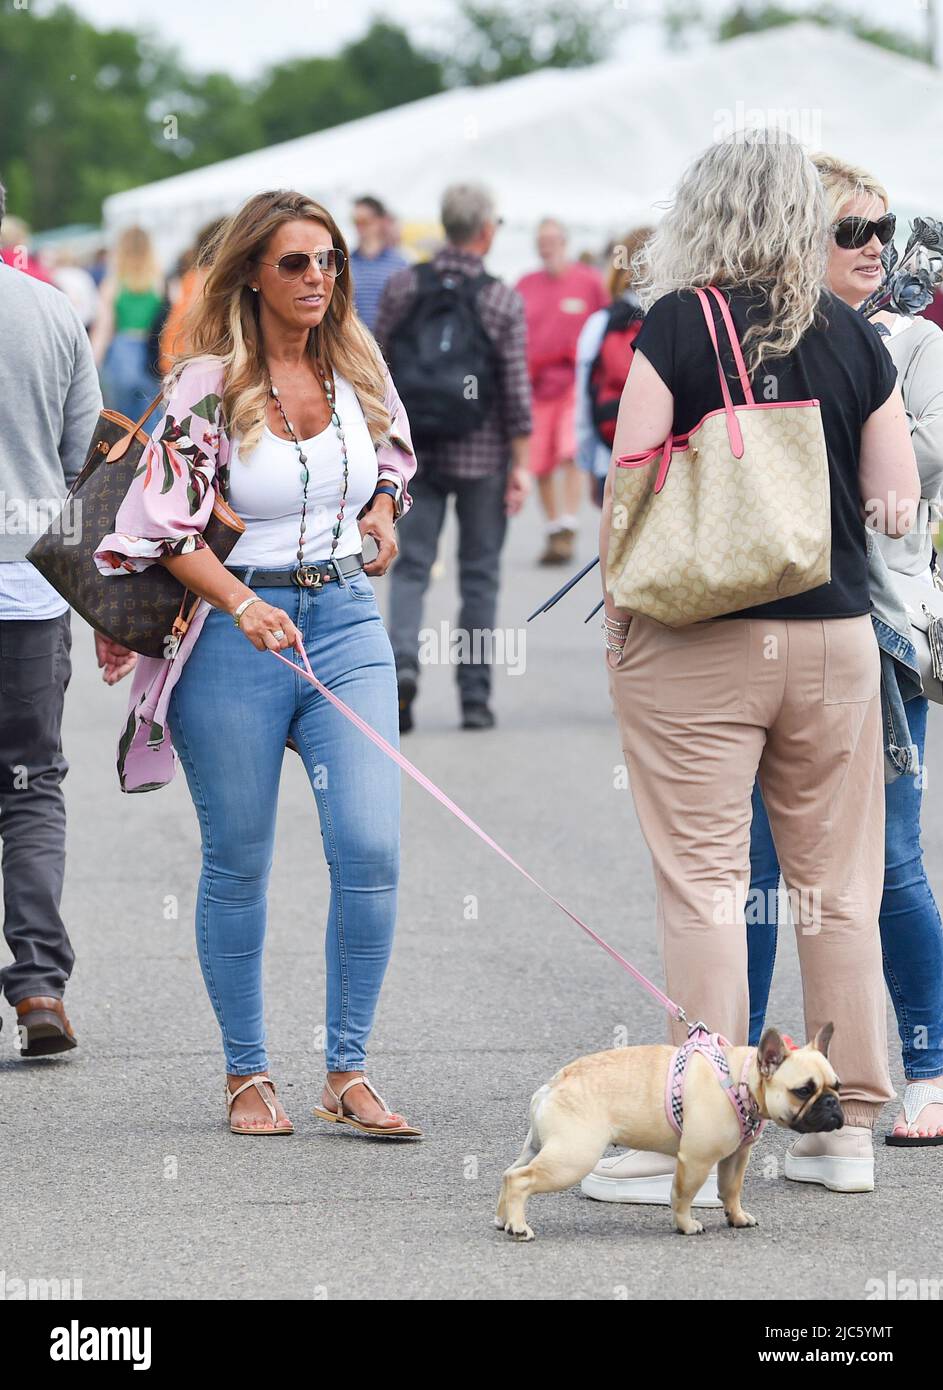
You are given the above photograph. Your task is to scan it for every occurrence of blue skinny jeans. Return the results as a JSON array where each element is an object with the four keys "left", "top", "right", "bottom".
[{"left": 167, "top": 567, "right": 401, "bottom": 1075}]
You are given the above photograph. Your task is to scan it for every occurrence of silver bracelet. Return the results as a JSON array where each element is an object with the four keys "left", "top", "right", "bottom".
[{"left": 232, "top": 595, "right": 261, "bottom": 629}]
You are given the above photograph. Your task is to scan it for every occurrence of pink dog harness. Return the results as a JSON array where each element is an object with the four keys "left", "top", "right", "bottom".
[{"left": 666, "top": 1023, "right": 766, "bottom": 1148}]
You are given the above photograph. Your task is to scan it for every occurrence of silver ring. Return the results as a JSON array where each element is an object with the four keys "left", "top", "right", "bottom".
[{"left": 272, "top": 628, "right": 286, "bottom": 642}]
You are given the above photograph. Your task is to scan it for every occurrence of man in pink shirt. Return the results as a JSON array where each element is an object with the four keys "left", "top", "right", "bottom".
[{"left": 516, "top": 219, "right": 607, "bottom": 564}]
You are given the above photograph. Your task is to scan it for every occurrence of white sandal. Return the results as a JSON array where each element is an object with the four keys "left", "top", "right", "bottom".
[
  {"left": 226, "top": 1075, "right": 294, "bottom": 1136},
  {"left": 313, "top": 1076, "right": 422, "bottom": 1138},
  {"left": 885, "top": 1082, "right": 943, "bottom": 1147}
]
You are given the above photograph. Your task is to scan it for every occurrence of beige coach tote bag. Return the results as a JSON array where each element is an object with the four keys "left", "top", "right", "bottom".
[{"left": 605, "top": 285, "right": 831, "bottom": 627}]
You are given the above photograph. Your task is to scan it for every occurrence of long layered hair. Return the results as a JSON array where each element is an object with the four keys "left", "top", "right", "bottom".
[
  {"left": 635, "top": 132, "right": 829, "bottom": 374},
  {"left": 114, "top": 226, "right": 162, "bottom": 293},
  {"left": 172, "top": 190, "right": 391, "bottom": 453}
]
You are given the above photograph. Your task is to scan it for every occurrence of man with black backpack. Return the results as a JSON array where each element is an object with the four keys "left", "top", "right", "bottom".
[{"left": 375, "top": 183, "right": 531, "bottom": 733}]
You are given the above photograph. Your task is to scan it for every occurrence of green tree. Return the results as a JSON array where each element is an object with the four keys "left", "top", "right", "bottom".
[
  {"left": 444, "top": 1, "right": 619, "bottom": 86},
  {"left": 663, "top": 2, "right": 706, "bottom": 51},
  {"left": 0, "top": 3, "right": 170, "bottom": 226},
  {"left": 0, "top": 4, "right": 445, "bottom": 228},
  {"left": 252, "top": 57, "right": 369, "bottom": 147},
  {"left": 718, "top": 3, "right": 930, "bottom": 63},
  {"left": 344, "top": 20, "right": 443, "bottom": 113},
  {"left": 252, "top": 21, "right": 444, "bottom": 146}
]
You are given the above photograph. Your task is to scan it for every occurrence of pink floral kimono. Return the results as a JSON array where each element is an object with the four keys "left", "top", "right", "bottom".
[{"left": 93, "top": 355, "right": 417, "bottom": 793}]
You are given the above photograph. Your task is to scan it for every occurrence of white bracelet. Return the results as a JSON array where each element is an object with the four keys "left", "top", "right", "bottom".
[{"left": 232, "top": 595, "right": 261, "bottom": 629}]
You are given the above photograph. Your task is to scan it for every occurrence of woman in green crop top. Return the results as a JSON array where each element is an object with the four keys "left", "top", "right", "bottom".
[{"left": 91, "top": 226, "right": 165, "bottom": 423}]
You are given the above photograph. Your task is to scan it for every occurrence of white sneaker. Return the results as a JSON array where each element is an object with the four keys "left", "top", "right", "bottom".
[
  {"left": 784, "top": 1125, "right": 874, "bottom": 1192},
  {"left": 580, "top": 1149, "right": 722, "bottom": 1207}
]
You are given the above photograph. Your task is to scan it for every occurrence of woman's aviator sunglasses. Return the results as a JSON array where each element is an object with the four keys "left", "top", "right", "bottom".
[
  {"left": 832, "top": 213, "right": 896, "bottom": 250},
  {"left": 254, "top": 248, "right": 346, "bottom": 280}
]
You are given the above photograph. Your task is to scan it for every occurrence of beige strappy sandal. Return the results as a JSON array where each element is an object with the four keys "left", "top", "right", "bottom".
[
  {"left": 226, "top": 1075, "right": 294, "bottom": 1135},
  {"left": 313, "top": 1076, "right": 422, "bottom": 1139}
]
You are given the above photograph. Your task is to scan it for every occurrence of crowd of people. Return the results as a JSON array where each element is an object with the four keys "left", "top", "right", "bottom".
[{"left": 1, "top": 133, "right": 942, "bottom": 1192}]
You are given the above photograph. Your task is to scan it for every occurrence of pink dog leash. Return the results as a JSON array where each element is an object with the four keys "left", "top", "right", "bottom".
[{"left": 271, "top": 638, "right": 687, "bottom": 1024}]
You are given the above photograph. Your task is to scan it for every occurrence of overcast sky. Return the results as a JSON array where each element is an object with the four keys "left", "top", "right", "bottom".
[{"left": 47, "top": 0, "right": 934, "bottom": 80}]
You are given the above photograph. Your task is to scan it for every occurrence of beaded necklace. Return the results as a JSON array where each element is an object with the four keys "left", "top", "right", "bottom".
[{"left": 268, "top": 367, "right": 350, "bottom": 587}]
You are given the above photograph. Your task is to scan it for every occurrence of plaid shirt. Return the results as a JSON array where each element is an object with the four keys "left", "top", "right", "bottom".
[{"left": 373, "top": 247, "right": 532, "bottom": 479}]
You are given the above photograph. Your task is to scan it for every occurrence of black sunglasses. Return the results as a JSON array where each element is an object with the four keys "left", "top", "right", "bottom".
[
  {"left": 832, "top": 213, "right": 896, "bottom": 250},
  {"left": 253, "top": 248, "right": 346, "bottom": 280}
]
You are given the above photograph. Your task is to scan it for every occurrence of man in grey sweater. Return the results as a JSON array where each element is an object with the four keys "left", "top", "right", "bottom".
[{"left": 0, "top": 178, "right": 130, "bottom": 1055}]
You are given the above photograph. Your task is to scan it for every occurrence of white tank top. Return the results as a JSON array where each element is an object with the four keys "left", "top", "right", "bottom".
[{"left": 224, "top": 374, "right": 378, "bottom": 567}]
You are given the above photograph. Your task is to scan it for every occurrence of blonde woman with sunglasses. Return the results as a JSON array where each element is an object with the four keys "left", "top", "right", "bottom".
[
  {"left": 748, "top": 156, "right": 943, "bottom": 1163},
  {"left": 95, "top": 191, "right": 421, "bottom": 1139}
]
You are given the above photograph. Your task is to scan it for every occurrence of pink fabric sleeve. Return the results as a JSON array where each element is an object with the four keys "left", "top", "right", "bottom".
[
  {"left": 93, "top": 359, "right": 226, "bottom": 576},
  {"left": 375, "top": 366, "right": 417, "bottom": 518}
]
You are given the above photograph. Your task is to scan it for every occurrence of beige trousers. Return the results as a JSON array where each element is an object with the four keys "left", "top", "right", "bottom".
[{"left": 608, "top": 614, "right": 894, "bottom": 1126}]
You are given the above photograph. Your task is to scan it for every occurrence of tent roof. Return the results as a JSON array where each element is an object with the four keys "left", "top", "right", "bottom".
[{"left": 104, "top": 23, "right": 943, "bottom": 275}]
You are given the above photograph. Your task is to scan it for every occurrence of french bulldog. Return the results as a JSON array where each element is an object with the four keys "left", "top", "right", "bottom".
[{"left": 496, "top": 1023, "right": 841, "bottom": 1240}]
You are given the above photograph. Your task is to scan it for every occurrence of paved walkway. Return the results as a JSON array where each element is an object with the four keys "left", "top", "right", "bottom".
[{"left": 2, "top": 494, "right": 941, "bottom": 1299}]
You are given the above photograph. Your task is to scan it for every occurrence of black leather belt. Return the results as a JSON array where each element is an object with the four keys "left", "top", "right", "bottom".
[{"left": 227, "top": 554, "right": 365, "bottom": 588}]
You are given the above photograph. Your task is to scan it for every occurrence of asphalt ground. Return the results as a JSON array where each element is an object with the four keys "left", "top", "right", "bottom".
[{"left": 2, "top": 491, "right": 941, "bottom": 1301}]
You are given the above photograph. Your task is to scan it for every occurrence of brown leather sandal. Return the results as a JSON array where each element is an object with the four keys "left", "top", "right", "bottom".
[
  {"left": 313, "top": 1076, "right": 422, "bottom": 1138},
  {"left": 226, "top": 1075, "right": 294, "bottom": 1135}
]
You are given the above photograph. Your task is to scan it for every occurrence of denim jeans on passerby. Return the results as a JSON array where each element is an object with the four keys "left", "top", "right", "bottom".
[
  {"left": 101, "top": 333, "right": 158, "bottom": 423},
  {"left": 747, "top": 695, "right": 943, "bottom": 1078},
  {"left": 166, "top": 567, "right": 401, "bottom": 1076}
]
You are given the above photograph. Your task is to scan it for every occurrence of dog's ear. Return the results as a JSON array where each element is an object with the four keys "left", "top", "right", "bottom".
[
  {"left": 811, "top": 1021, "right": 834, "bottom": 1058},
  {"left": 757, "top": 1027, "right": 787, "bottom": 1077}
]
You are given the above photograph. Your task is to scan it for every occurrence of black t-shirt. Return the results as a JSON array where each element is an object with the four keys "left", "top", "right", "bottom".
[{"left": 632, "top": 287, "right": 899, "bottom": 619}]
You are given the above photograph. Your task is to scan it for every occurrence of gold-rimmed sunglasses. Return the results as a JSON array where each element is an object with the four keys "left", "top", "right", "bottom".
[{"left": 253, "top": 248, "right": 347, "bottom": 280}]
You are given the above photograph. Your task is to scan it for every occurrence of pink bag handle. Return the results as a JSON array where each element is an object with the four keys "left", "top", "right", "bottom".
[
  {"left": 693, "top": 288, "right": 747, "bottom": 459},
  {"left": 616, "top": 286, "right": 755, "bottom": 485},
  {"left": 706, "top": 286, "right": 755, "bottom": 405},
  {"left": 269, "top": 636, "right": 687, "bottom": 1022}
]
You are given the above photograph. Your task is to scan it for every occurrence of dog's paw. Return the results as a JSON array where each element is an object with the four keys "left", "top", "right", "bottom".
[
  {"left": 676, "top": 1219, "right": 704, "bottom": 1236},
  {"left": 504, "top": 1222, "right": 535, "bottom": 1242},
  {"left": 726, "top": 1209, "right": 758, "bottom": 1229}
]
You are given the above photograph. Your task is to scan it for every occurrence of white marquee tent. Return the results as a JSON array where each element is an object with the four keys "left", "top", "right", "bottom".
[{"left": 104, "top": 22, "right": 943, "bottom": 278}]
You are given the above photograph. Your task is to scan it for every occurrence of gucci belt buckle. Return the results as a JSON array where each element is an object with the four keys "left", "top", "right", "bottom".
[{"left": 293, "top": 565, "right": 324, "bottom": 589}]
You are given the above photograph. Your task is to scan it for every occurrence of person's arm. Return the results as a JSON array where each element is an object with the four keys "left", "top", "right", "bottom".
[
  {"left": 598, "top": 349, "right": 674, "bottom": 664},
  {"left": 89, "top": 277, "right": 115, "bottom": 367},
  {"left": 60, "top": 308, "right": 102, "bottom": 486},
  {"left": 859, "top": 387, "right": 920, "bottom": 538},
  {"left": 92, "top": 361, "right": 298, "bottom": 653},
  {"left": 157, "top": 546, "right": 299, "bottom": 652},
  {"left": 505, "top": 434, "right": 531, "bottom": 515},
  {"left": 498, "top": 291, "right": 532, "bottom": 438},
  {"left": 351, "top": 357, "right": 417, "bottom": 575},
  {"left": 574, "top": 311, "right": 605, "bottom": 474},
  {"left": 495, "top": 289, "right": 533, "bottom": 515},
  {"left": 371, "top": 362, "right": 417, "bottom": 518},
  {"left": 54, "top": 310, "right": 133, "bottom": 684},
  {"left": 900, "top": 328, "right": 943, "bottom": 504}
]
